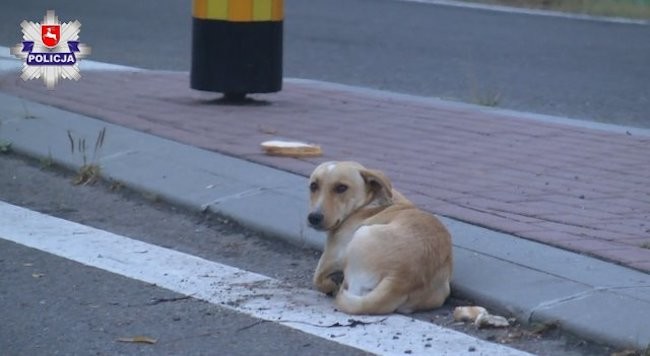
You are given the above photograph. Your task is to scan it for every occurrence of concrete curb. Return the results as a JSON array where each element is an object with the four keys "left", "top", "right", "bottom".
[{"left": 1, "top": 92, "right": 648, "bottom": 350}]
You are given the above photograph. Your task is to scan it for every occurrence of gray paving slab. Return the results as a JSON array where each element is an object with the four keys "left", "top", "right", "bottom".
[
  {"left": 532, "top": 291, "right": 650, "bottom": 349},
  {"left": 451, "top": 247, "right": 594, "bottom": 315},
  {"left": 208, "top": 187, "right": 323, "bottom": 250},
  {"left": 1, "top": 92, "right": 649, "bottom": 350},
  {"left": 444, "top": 217, "right": 650, "bottom": 291}
]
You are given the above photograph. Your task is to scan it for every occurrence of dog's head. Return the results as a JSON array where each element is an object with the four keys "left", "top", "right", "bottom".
[{"left": 307, "top": 161, "right": 393, "bottom": 231}]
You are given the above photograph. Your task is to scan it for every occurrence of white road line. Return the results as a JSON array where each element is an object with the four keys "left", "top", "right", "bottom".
[
  {"left": 0, "top": 201, "right": 531, "bottom": 355},
  {"left": 395, "top": 0, "right": 649, "bottom": 25}
]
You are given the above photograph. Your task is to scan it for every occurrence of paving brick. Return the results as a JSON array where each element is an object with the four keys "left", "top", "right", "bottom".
[
  {"left": 538, "top": 214, "right": 630, "bottom": 232},
  {"left": 629, "top": 261, "right": 650, "bottom": 272},
  {"left": 550, "top": 237, "right": 631, "bottom": 253},
  {"left": 590, "top": 220, "right": 650, "bottom": 237},
  {"left": 617, "top": 237, "right": 650, "bottom": 247},
  {"left": 526, "top": 221, "right": 640, "bottom": 242},
  {"left": 593, "top": 246, "right": 650, "bottom": 264}
]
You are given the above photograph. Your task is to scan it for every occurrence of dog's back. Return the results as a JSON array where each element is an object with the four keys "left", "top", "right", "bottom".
[{"left": 336, "top": 203, "right": 452, "bottom": 314}]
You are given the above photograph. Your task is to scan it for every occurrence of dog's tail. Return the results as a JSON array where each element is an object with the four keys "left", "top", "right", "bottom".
[{"left": 335, "top": 277, "right": 407, "bottom": 315}]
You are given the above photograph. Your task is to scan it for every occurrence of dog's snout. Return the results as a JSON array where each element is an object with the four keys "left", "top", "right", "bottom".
[{"left": 308, "top": 212, "right": 324, "bottom": 227}]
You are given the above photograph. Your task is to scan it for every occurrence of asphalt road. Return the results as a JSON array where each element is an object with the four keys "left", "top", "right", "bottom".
[
  {"left": 0, "top": 0, "right": 648, "bottom": 127},
  {"left": 1, "top": 240, "right": 370, "bottom": 356},
  {"left": 0, "top": 151, "right": 621, "bottom": 355},
  {"left": 0, "top": 156, "right": 368, "bottom": 356}
]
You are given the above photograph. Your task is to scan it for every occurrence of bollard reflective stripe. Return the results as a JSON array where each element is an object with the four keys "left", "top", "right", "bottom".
[{"left": 192, "top": 0, "right": 283, "bottom": 22}]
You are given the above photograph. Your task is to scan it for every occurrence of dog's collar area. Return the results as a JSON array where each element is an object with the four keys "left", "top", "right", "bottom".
[{"left": 325, "top": 218, "right": 343, "bottom": 232}]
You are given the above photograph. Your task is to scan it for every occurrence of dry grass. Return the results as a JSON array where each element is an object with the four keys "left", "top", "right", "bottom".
[
  {"left": 0, "top": 140, "right": 11, "bottom": 154},
  {"left": 463, "top": 0, "right": 650, "bottom": 19},
  {"left": 472, "top": 88, "right": 502, "bottom": 107},
  {"left": 67, "top": 127, "right": 107, "bottom": 185},
  {"left": 73, "top": 164, "right": 101, "bottom": 185}
]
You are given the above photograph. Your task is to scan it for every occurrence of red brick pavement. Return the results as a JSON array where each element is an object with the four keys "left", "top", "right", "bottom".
[{"left": 1, "top": 71, "right": 649, "bottom": 272}]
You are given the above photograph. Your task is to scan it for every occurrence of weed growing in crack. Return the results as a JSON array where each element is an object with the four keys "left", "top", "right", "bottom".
[
  {"left": 0, "top": 121, "right": 11, "bottom": 154},
  {"left": 473, "top": 89, "right": 502, "bottom": 107},
  {"left": 21, "top": 101, "right": 36, "bottom": 119},
  {"left": 40, "top": 149, "right": 54, "bottom": 169},
  {"left": 67, "top": 127, "right": 107, "bottom": 185},
  {"left": 0, "top": 140, "right": 11, "bottom": 154}
]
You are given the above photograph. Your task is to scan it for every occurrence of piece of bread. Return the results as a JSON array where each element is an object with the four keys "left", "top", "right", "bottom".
[
  {"left": 453, "top": 306, "right": 487, "bottom": 322},
  {"left": 261, "top": 140, "right": 322, "bottom": 157},
  {"left": 453, "top": 306, "right": 509, "bottom": 328}
]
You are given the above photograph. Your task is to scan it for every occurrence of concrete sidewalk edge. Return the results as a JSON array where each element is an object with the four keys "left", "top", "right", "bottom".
[{"left": 1, "top": 92, "right": 648, "bottom": 350}]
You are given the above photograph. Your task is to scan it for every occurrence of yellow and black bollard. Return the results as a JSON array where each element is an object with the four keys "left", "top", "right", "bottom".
[{"left": 191, "top": 0, "right": 283, "bottom": 103}]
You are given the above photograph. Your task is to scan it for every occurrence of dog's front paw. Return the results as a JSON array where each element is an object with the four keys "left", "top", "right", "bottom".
[{"left": 314, "top": 277, "right": 339, "bottom": 295}]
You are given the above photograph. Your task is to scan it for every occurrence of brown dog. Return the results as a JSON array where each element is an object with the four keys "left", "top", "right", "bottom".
[{"left": 308, "top": 161, "right": 452, "bottom": 315}]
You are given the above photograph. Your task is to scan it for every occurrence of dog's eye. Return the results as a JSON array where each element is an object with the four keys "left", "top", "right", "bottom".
[
  {"left": 334, "top": 184, "right": 348, "bottom": 194},
  {"left": 309, "top": 182, "right": 319, "bottom": 192}
]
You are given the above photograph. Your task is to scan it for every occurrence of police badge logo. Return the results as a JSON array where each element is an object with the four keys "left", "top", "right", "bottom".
[{"left": 10, "top": 10, "right": 91, "bottom": 89}]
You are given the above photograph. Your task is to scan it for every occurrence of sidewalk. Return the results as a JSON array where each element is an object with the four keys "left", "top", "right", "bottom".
[
  {"left": 1, "top": 70, "right": 648, "bottom": 272},
  {"left": 0, "top": 68, "right": 649, "bottom": 350}
]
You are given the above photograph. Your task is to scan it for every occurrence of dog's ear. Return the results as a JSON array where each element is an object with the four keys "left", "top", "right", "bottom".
[{"left": 360, "top": 169, "right": 393, "bottom": 204}]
